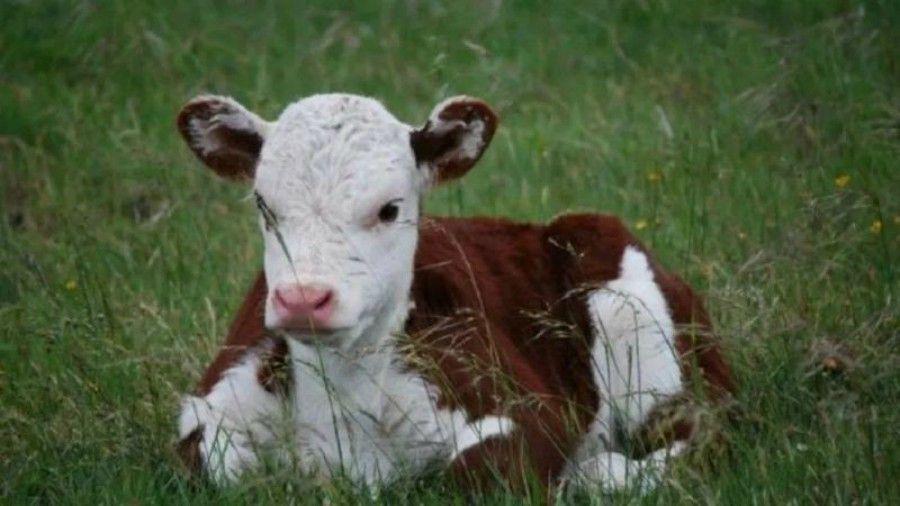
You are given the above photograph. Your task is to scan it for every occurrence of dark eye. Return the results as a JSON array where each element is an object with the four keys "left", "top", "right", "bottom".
[{"left": 378, "top": 202, "right": 400, "bottom": 223}]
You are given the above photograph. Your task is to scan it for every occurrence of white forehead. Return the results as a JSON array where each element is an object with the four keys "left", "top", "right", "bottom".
[{"left": 255, "top": 94, "right": 417, "bottom": 202}]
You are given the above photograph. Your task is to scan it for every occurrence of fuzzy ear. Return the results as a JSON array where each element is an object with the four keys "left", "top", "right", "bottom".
[
  {"left": 410, "top": 96, "right": 498, "bottom": 184},
  {"left": 176, "top": 95, "right": 271, "bottom": 181}
]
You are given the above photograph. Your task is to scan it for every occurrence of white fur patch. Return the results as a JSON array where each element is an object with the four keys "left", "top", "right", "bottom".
[
  {"left": 285, "top": 337, "right": 515, "bottom": 485},
  {"left": 562, "top": 442, "right": 686, "bottom": 494},
  {"left": 177, "top": 353, "right": 286, "bottom": 485},
  {"left": 182, "top": 332, "right": 517, "bottom": 485},
  {"left": 564, "top": 246, "right": 684, "bottom": 492},
  {"left": 457, "top": 119, "right": 485, "bottom": 160},
  {"left": 587, "top": 246, "right": 681, "bottom": 431},
  {"left": 449, "top": 415, "right": 515, "bottom": 461}
]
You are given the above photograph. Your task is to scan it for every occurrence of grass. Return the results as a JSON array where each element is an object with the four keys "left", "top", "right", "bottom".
[{"left": 1, "top": 0, "right": 898, "bottom": 503}]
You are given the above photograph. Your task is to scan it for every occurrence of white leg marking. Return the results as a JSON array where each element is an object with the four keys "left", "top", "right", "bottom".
[
  {"left": 178, "top": 353, "right": 285, "bottom": 485},
  {"left": 566, "top": 246, "right": 685, "bottom": 492},
  {"left": 449, "top": 415, "right": 515, "bottom": 461},
  {"left": 563, "top": 441, "right": 686, "bottom": 493},
  {"left": 587, "top": 246, "right": 681, "bottom": 433}
]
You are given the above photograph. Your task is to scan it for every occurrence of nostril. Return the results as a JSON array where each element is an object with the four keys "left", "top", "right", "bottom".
[
  {"left": 274, "top": 289, "right": 289, "bottom": 308},
  {"left": 314, "top": 291, "right": 333, "bottom": 310}
]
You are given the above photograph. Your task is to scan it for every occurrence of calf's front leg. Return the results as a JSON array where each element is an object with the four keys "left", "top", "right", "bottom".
[
  {"left": 176, "top": 274, "right": 290, "bottom": 484},
  {"left": 177, "top": 339, "right": 289, "bottom": 484}
]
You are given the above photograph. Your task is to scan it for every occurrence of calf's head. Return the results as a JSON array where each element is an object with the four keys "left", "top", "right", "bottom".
[{"left": 177, "top": 93, "right": 497, "bottom": 347}]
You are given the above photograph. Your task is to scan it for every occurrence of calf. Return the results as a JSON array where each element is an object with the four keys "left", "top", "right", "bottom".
[{"left": 174, "top": 93, "right": 735, "bottom": 493}]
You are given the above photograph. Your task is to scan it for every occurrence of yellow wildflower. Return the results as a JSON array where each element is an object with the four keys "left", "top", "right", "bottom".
[
  {"left": 834, "top": 174, "right": 850, "bottom": 188},
  {"left": 65, "top": 279, "right": 77, "bottom": 291},
  {"left": 635, "top": 219, "right": 648, "bottom": 230},
  {"left": 646, "top": 171, "right": 662, "bottom": 183},
  {"left": 869, "top": 220, "right": 882, "bottom": 234}
]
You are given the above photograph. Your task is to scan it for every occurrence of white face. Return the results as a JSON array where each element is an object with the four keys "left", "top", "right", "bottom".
[
  {"left": 254, "top": 96, "right": 424, "bottom": 346},
  {"left": 178, "top": 92, "right": 497, "bottom": 349}
]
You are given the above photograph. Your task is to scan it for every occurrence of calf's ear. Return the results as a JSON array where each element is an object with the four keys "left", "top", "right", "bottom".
[
  {"left": 176, "top": 95, "right": 270, "bottom": 181},
  {"left": 410, "top": 96, "right": 498, "bottom": 184}
]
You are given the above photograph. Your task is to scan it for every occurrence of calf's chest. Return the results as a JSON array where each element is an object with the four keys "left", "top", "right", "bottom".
[{"left": 286, "top": 342, "right": 474, "bottom": 483}]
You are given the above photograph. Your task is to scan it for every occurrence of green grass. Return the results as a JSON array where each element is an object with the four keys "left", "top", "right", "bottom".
[{"left": 1, "top": 0, "right": 898, "bottom": 503}]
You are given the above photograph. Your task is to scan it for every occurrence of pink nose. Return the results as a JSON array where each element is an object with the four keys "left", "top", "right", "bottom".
[{"left": 272, "top": 283, "right": 336, "bottom": 329}]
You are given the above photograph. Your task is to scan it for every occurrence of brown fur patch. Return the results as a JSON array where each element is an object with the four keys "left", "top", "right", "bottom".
[{"left": 195, "top": 274, "right": 268, "bottom": 396}]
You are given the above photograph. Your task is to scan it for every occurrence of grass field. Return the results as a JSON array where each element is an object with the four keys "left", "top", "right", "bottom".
[{"left": 1, "top": 0, "right": 898, "bottom": 503}]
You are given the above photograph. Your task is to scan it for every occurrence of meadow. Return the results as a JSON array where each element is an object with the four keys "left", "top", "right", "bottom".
[{"left": 1, "top": 0, "right": 897, "bottom": 503}]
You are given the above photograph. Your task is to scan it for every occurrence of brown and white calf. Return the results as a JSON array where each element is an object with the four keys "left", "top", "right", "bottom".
[{"left": 174, "top": 93, "right": 734, "bottom": 493}]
